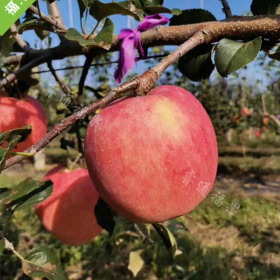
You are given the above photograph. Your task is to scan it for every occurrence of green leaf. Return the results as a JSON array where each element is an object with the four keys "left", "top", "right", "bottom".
[
  {"left": 169, "top": 9, "right": 216, "bottom": 26},
  {"left": 0, "top": 125, "right": 32, "bottom": 146},
  {"left": 0, "top": 238, "right": 5, "bottom": 256},
  {"left": 95, "top": 198, "right": 115, "bottom": 236},
  {"left": 17, "top": 18, "right": 53, "bottom": 34},
  {"left": 0, "top": 147, "right": 10, "bottom": 171},
  {"left": 251, "top": 0, "right": 280, "bottom": 15},
  {"left": 268, "top": 44, "right": 280, "bottom": 60},
  {"left": 134, "top": 0, "right": 164, "bottom": 8},
  {"left": 0, "top": 179, "right": 53, "bottom": 213},
  {"left": 214, "top": 37, "right": 262, "bottom": 77},
  {"left": 65, "top": 20, "right": 114, "bottom": 50},
  {"left": 23, "top": 246, "right": 66, "bottom": 280},
  {"left": 77, "top": 0, "right": 96, "bottom": 17},
  {"left": 0, "top": 29, "right": 15, "bottom": 57},
  {"left": 92, "top": 18, "right": 114, "bottom": 50},
  {"left": 89, "top": 1, "right": 144, "bottom": 22},
  {"left": 144, "top": 6, "right": 171, "bottom": 14},
  {"left": 65, "top": 28, "right": 94, "bottom": 46},
  {"left": 178, "top": 44, "right": 215, "bottom": 81},
  {"left": 128, "top": 249, "right": 144, "bottom": 277},
  {"left": 153, "top": 224, "right": 182, "bottom": 259}
]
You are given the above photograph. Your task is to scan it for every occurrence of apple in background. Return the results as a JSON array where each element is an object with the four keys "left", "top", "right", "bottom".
[
  {"left": 240, "top": 107, "right": 251, "bottom": 117},
  {"left": 0, "top": 96, "right": 47, "bottom": 152},
  {"left": 35, "top": 166, "right": 102, "bottom": 246},
  {"left": 255, "top": 129, "right": 262, "bottom": 138},
  {"left": 85, "top": 85, "right": 218, "bottom": 223},
  {"left": 263, "top": 117, "right": 269, "bottom": 126}
]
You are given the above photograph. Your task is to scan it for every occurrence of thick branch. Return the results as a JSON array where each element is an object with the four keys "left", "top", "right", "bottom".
[
  {"left": 219, "top": 0, "right": 232, "bottom": 18},
  {"left": 3, "top": 16, "right": 280, "bottom": 88}
]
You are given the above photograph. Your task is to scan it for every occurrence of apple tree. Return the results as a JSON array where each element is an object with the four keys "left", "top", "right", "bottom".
[{"left": 1, "top": 0, "right": 280, "bottom": 279}]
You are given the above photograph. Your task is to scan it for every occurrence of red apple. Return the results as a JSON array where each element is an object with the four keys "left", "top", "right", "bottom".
[
  {"left": 0, "top": 96, "right": 47, "bottom": 152},
  {"left": 35, "top": 166, "right": 102, "bottom": 246},
  {"left": 255, "top": 129, "right": 262, "bottom": 138},
  {"left": 240, "top": 107, "right": 251, "bottom": 117},
  {"left": 262, "top": 117, "right": 269, "bottom": 126},
  {"left": 85, "top": 85, "right": 218, "bottom": 223}
]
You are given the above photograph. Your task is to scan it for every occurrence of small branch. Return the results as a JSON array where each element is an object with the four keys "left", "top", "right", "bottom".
[
  {"left": 0, "top": 53, "right": 50, "bottom": 89},
  {"left": 262, "top": 95, "right": 280, "bottom": 127},
  {"left": 219, "top": 0, "right": 232, "bottom": 18},
  {"left": 29, "top": 5, "right": 67, "bottom": 33},
  {"left": 4, "top": 55, "right": 23, "bottom": 65},
  {"left": 4, "top": 80, "right": 138, "bottom": 169},
  {"left": 10, "top": 24, "right": 29, "bottom": 52},
  {"left": 47, "top": 61, "right": 72, "bottom": 96},
  {"left": 47, "top": 1, "right": 65, "bottom": 27},
  {"left": 77, "top": 55, "right": 94, "bottom": 104}
]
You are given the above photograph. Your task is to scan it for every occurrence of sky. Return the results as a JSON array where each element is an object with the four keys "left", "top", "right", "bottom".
[{"left": 19, "top": 0, "right": 262, "bottom": 90}]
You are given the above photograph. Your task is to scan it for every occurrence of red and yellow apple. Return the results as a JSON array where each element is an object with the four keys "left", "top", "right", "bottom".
[
  {"left": 0, "top": 96, "right": 47, "bottom": 152},
  {"left": 35, "top": 166, "right": 102, "bottom": 246},
  {"left": 85, "top": 85, "right": 218, "bottom": 223},
  {"left": 240, "top": 107, "right": 251, "bottom": 117}
]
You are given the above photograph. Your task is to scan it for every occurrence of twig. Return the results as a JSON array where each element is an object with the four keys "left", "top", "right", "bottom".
[
  {"left": 134, "top": 224, "right": 154, "bottom": 243},
  {"left": 10, "top": 24, "right": 29, "bottom": 52},
  {"left": 262, "top": 95, "right": 280, "bottom": 127},
  {"left": 47, "top": 61, "right": 72, "bottom": 96},
  {"left": 4, "top": 79, "right": 138, "bottom": 169},
  {"left": 77, "top": 54, "right": 94, "bottom": 104},
  {"left": 219, "top": 0, "right": 232, "bottom": 18},
  {"left": 29, "top": 5, "right": 67, "bottom": 32}
]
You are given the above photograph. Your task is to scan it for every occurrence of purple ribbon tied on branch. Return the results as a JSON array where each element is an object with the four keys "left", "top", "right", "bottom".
[{"left": 114, "top": 14, "right": 169, "bottom": 83}]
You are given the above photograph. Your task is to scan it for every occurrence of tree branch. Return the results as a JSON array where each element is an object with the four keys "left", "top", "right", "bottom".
[
  {"left": 3, "top": 16, "right": 280, "bottom": 88},
  {"left": 47, "top": 1, "right": 65, "bottom": 28},
  {"left": 29, "top": 5, "right": 67, "bottom": 33},
  {"left": 219, "top": 0, "right": 232, "bottom": 18},
  {"left": 47, "top": 61, "right": 72, "bottom": 96},
  {"left": 10, "top": 24, "right": 29, "bottom": 52},
  {"left": 77, "top": 54, "right": 94, "bottom": 104}
]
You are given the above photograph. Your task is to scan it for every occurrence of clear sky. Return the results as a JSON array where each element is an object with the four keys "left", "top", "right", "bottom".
[{"left": 20, "top": 0, "right": 263, "bottom": 90}]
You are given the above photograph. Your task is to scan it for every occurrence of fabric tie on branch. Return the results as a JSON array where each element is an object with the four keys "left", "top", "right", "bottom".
[{"left": 114, "top": 14, "right": 169, "bottom": 84}]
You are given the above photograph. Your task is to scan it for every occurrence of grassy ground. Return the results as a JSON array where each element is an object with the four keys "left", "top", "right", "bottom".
[{"left": 0, "top": 146, "right": 280, "bottom": 280}]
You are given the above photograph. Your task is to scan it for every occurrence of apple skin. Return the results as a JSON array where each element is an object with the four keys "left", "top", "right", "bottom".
[
  {"left": 35, "top": 166, "right": 102, "bottom": 246},
  {"left": 0, "top": 96, "right": 47, "bottom": 152},
  {"left": 85, "top": 85, "right": 218, "bottom": 223}
]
